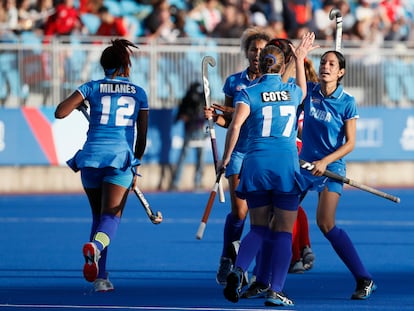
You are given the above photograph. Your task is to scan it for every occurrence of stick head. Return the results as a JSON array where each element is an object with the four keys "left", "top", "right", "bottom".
[
  {"left": 202, "top": 55, "right": 216, "bottom": 68},
  {"left": 329, "top": 8, "right": 342, "bottom": 20},
  {"left": 150, "top": 211, "right": 163, "bottom": 224}
]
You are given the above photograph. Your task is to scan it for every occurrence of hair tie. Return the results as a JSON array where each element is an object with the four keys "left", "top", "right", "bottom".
[
  {"left": 104, "top": 68, "right": 116, "bottom": 76},
  {"left": 264, "top": 54, "right": 277, "bottom": 64}
]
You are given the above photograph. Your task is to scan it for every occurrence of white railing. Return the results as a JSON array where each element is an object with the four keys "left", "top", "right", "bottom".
[{"left": 1, "top": 34, "right": 414, "bottom": 108}]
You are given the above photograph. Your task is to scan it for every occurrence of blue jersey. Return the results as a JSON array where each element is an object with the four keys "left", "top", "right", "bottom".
[
  {"left": 235, "top": 74, "right": 305, "bottom": 195},
  {"left": 222, "top": 68, "right": 257, "bottom": 154},
  {"left": 67, "top": 76, "right": 149, "bottom": 171},
  {"left": 300, "top": 82, "right": 359, "bottom": 165}
]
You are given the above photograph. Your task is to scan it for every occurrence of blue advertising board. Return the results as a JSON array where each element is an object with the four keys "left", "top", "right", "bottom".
[{"left": 0, "top": 107, "right": 413, "bottom": 166}]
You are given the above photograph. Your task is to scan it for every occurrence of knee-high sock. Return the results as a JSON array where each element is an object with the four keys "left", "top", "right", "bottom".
[
  {"left": 325, "top": 226, "right": 371, "bottom": 280},
  {"left": 97, "top": 247, "right": 108, "bottom": 279},
  {"left": 255, "top": 233, "right": 272, "bottom": 285},
  {"left": 234, "top": 225, "right": 267, "bottom": 272},
  {"left": 270, "top": 231, "right": 292, "bottom": 292},
  {"left": 93, "top": 214, "right": 121, "bottom": 252},
  {"left": 90, "top": 214, "right": 100, "bottom": 241},
  {"left": 222, "top": 213, "right": 245, "bottom": 258}
]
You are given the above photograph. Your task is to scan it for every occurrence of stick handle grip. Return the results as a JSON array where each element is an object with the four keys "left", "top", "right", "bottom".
[{"left": 196, "top": 222, "right": 206, "bottom": 240}]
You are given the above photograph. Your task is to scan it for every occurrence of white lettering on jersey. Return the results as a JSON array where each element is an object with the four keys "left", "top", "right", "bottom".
[
  {"left": 310, "top": 107, "right": 332, "bottom": 122},
  {"left": 100, "top": 84, "right": 137, "bottom": 94},
  {"left": 261, "top": 91, "right": 290, "bottom": 102}
]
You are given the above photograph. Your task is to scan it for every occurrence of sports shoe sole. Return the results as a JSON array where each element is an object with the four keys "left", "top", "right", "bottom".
[{"left": 83, "top": 243, "right": 99, "bottom": 282}]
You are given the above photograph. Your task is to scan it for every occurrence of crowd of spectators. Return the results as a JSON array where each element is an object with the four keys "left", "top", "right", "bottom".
[{"left": 0, "top": 0, "right": 413, "bottom": 45}]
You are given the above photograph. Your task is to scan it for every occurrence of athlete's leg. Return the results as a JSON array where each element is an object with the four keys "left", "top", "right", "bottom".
[
  {"left": 194, "top": 146, "right": 205, "bottom": 189},
  {"left": 170, "top": 136, "right": 190, "bottom": 190},
  {"left": 297, "top": 206, "right": 311, "bottom": 248},
  {"left": 84, "top": 187, "right": 107, "bottom": 279},
  {"left": 221, "top": 174, "right": 248, "bottom": 259},
  {"left": 291, "top": 216, "right": 301, "bottom": 264},
  {"left": 317, "top": 188, "right": 372, "bottom": 281},
  {"left": 268, "top": 206, "right": 297, "bottom": 292}
]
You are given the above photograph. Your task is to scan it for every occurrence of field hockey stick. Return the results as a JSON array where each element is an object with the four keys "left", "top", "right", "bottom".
[
  {"left": 132, "top": 182, "right": 163, "bottom": 224},
  {"left": 196, "top": 169, "right": 224, "bottom": 240},
  {"left": 329, "top": 7, "right": 343, "bottom": 52},
  {"left": 299, "top": 159, "right": 401, "bottom": 203},
  {"left": 78, "top": 104, "right": 163, "bottom": 224},
  {"left": 202, "top": 55, "right": 225, "bottom": 203}
]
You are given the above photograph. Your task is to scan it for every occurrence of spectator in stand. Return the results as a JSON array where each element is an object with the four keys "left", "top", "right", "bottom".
[
  {"left": 337, "top": 0, "right": 356, "bottom": 40},
  {"left": 31, "top": 0, "right": 54, "bottom": 34},
  {"left": 380, "top": 0, "right": 409, "bottom": 41},
  {"left": 16, "top": 0, "right": 35, "bottom": 32},
  {"left": 188, "top": 0, "right": 222, "bottom": 36},
  {"left": 352, "top": 0, "right": 379, "bottom": 41},
  {"left": 96, "top": 6, "right": 130, "bottom": 38},
  {"left": 79, "top": 0, "right": 102, "bottom": 14},
  {"left": 265, "top": 13, "right": 288, "bottom": 39},
  {"left": 211, "top": 3, "right": 245, "bottom": 38},
  {"left": 288, "top": 0, "right": 313, "bottom": 29},
  {"left": 43, "top": 0, "right": 85, "bottom": 37},
  {"left": 2, "top": 0, "right": 19, "bottom": 34},
  {"left": 143, "top": 0, "right": 186, "bottom": 42},
  {"left": 313, "top": 0, "right": 337, "bottom": 41}
]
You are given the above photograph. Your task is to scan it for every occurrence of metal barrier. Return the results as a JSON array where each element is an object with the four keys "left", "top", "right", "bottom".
[{"left": 1, "top": 34, "right": 413, "bottom": 108}]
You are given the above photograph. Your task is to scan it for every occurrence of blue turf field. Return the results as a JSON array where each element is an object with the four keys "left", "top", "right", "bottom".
[{"left": 0, "top": 188, "right": 413, "bottom": 310}]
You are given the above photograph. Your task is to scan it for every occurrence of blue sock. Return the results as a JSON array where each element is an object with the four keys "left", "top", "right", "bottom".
[
  {"left": 97, "top": 247, "right": 108, "bottom": 279},
  {"left": 89, "top": 214, "right": 99, "bottom": 241},
  {"left": 325, "top": 226, "right": 372, "bottom": 280},
  {"left": 235, "top": 225, "right": 267, "bottom": 272},
  {"left": 93, "top": 214, "right": 121, "bottom": 252},
  {"left": 269, "top": 231, "right": 292, "bottom": 292},
  {"left": 255, "top": 231, "right": 272, "bottom": 285},
  {"left": 222, "top": 213, "right": 245, "bottom": 258}
]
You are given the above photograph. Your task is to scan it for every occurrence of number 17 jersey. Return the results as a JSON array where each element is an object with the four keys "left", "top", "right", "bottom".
[{"left": 235, "top": 74, "right": 305, "bottom": 195}]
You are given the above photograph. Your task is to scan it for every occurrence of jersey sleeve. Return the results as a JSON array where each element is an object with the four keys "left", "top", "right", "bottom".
[
  {"left": 77, "top": 81, "right": 94, "bottom": 99},
  {"left": 135, "top": 85, "right": 149, "bottom": 110},
  {"left": 343, "top": 95, "right": 359, "bottom": 121}
]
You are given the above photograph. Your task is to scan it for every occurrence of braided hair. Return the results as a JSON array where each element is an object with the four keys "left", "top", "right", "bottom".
[{"left": 100, "top": 39, "right": 138, "bottom": 78}]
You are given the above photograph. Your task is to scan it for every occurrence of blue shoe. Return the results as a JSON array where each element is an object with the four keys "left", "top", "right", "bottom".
[
  {"left": 351, "top": 279, "right": 377, "bottom": 300},
  {"left": 265, "top": 290, "right": 295, "bottom": 307},
  {"left": 223, "top": 267, "right": 244, "bottom": 303}
]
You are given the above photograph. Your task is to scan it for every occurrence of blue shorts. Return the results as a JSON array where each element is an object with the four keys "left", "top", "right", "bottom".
[
  {"left": 300, "top": 161, "right": 345, "bottom": 195},
  {"left": 80, "top": 167, "right": 133, "bottom": 189},
  {"left": 225, "top": 151, "right": 245, "bottom": 178},
  {"left": 244, "top": 191, "right": 300, "bottom": 211}
]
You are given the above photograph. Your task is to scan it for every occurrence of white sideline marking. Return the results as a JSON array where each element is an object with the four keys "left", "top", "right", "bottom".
[
  {"left": 0, "top": 304, "right": 289, "bottom": 311},
  {"left": 0, "top": 217, "right": 414, "bottom": 227}
]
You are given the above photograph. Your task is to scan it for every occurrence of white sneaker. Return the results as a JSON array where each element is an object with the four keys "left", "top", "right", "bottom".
[{"left": 94, "top": 274, "right": 114, "bottom": 292}]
